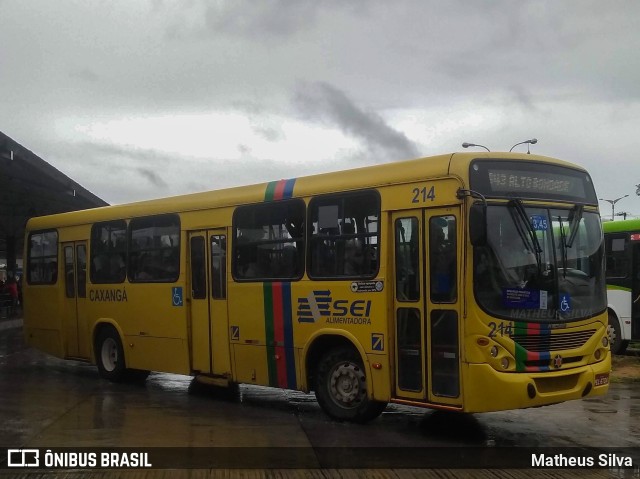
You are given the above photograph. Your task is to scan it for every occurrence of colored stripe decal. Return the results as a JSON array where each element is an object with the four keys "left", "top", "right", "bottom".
[
  {"left": 272, "top": 282, "right": 288, "bottom": 387},
  {"left": 263, "top": 282, "right": 297, "bottom": 389},
  {"left": 263, "top": 283, "right": 277, "bottom": 386},
  {"left": 265, "top": 179, "right": 296, "bottom": 201},
  {"left": 514, "top": 322, "right": 551, "bottom": 372},
  {"left": 281, "top": 282, "right": 297, "bottom": 388}
]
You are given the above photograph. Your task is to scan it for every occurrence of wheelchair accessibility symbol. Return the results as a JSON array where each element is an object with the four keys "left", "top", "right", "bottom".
[
  {"left": 560, "top": 294, "right": 571, "bottom": 312},
  {"left": 172, "top": 287, "right": 183, "bottom": 307}
]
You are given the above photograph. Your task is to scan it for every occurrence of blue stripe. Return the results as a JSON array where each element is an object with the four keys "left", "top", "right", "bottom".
[
  {"left": 281, "top": 282, "right": 297, "bottom": 389},
  {"left": 283, "top": 179, "right": 296, "bottom": 199}
]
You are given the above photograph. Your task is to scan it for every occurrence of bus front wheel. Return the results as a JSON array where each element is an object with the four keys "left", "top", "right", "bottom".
[
  {"left": 608, "top": 311, "right": 629, "bottom": 355},
  {"left": 315, "top": 347, "right": 387, "bottom": 423},
  {"left": 95, "top": 327, "right": 126, "bottom": 382}
]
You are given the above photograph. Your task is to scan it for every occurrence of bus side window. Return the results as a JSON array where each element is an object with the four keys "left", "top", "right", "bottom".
[
  {"left": 233, "top": 200, "right": 305, "bottom": 281},
  {"left": 27, "top": 230, "right": 59, "bottom": 285},
  {"left": 308, "top": 190, "right": 380, "bottom": 279},
  {"left": 90, "top": 220, "right": 127, "bottom": 284},
  {"left": 128, "top": 214, "right": 180, "bottom": 283},
  {"left": 430, "top": 216, "right": 457, "bottom": 303},
  {"left": 606, "top": 235, "right": 628, "bottom": 279}
]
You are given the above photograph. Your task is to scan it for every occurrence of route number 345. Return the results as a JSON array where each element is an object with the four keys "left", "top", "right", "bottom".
[{"left": 412, "top": 185, "right": 436, "bottom": 203}]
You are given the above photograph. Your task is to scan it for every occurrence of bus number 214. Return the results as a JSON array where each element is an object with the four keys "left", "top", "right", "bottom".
[
  {"left": 488, "top": 322, "right": 513, "bottom": 338},
  {"left": 412, "top": 186, "right": 435, "bottom": 203}
]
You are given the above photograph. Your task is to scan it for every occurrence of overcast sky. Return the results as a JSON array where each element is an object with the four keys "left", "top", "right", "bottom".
[{"left": 2, "top": 1, "right": 639, "bottom": 217}]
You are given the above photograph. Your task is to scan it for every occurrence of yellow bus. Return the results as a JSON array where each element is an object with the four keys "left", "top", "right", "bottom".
[{"left": 23, "top": 152, "right": 610, "bottom": 422}]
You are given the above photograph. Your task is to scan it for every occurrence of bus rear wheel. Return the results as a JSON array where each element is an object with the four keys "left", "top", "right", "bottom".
[
  {"left": 96, "top": 327, "right": 126, "bottom": 382},
  {"left": 315, "top": 347, "right": 387, "bottom": 423},
  {"left": 608, "top": 311, "right": 629, "bottom": 355}
]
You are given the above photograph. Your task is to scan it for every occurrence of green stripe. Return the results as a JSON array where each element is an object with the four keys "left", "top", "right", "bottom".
[
  {"left": 265, "top": 182, "right": 277, "bottom": 202},
  {"left": 262, "top": 283, "right": 277, "bottom": 386},
  {"left": 513, "top": 322, "right": 526, "bottom": 372},
  {"left": 606, "top": 284, "right": 632, "bottom": 292},
  {"left": 514, "top": 342, "right": 527, "bottom": 372},
  {"left": 602, "top": 219, "right": 640, "bottom": 234}
]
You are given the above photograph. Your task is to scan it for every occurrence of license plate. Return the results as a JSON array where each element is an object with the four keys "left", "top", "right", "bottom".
[{"left": 595, "top": 373, "right": 609, "bottom": 386}]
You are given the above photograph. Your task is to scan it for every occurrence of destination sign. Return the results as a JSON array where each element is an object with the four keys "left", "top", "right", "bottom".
[
  {"left": 469, "top": 160, "right": 597, "bottom": 204},
  {"left": 487, "top": 170, "right": 583, "bottom": 196}
]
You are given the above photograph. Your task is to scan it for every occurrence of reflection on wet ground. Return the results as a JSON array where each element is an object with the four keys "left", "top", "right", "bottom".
[
  {"left": 1, "top": 325, "right": 640, "bottom": 477},
  {"left": 2, "top": 324, "right": 640, "bottom": 449}
]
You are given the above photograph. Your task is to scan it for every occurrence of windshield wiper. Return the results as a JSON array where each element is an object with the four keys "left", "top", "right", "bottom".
[
  {"left": 558, "top": 215, "right": 568, "bottom": 278},
  {"left": 566, "top": 205, "right": 584, "bottom": 248},
  {"left": 508, "top": 199, "right": 543, "bottom": 273},
  {"left": 558, "top": 205, "right": 584, "bottom": 279}
]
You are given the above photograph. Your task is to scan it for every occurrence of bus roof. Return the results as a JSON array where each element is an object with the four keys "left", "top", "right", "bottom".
[
  {"left": 25, "top": 152, "right": 586, "bottom": 231},
  {"left": 602, "top": 218, "right": 640, "bottom": 234}
]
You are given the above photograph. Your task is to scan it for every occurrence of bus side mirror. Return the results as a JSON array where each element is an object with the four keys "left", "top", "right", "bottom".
[{"left": 469, "top": 203, "right": 487, "bottom": 246}]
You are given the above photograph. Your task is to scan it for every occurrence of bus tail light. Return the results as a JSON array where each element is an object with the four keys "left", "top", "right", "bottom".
[{"left": 372, "top": 363, "right": 382, "bottom": 370}]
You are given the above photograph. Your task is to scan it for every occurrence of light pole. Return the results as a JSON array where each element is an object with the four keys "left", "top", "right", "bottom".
[
  {"left": 462, "top": 142, "right": 490, "bottom": 152},
  {"left": 509, "top": 138, "right": 538, "bottom": 154},
  {"left": 599, "top": 195, "right": 629, "bottom": 220}
]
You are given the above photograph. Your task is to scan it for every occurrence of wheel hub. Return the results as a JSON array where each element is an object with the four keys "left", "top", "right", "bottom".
[
  {"left": 329, "top": 362, "right": 366, "bottom": 408},
  {"left": 101, "top": 338, "right": 118, "bottom": 372}
]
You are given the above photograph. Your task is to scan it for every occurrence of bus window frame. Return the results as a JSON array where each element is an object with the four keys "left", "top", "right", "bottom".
[
  {"left": 605, "top": 233, "right": 630, "bottom": 281},
  {"left": 90, "top": 219, "right": 128, "bottom": 284},
  {"left": 232, "top": 199, "right": 305, "bottom": 282},
  {"left": 26, "top": 229, "right": 59, "bottom": 285},
  {"left": 128, "top": 213, "right": 181, "bottom": 284},
  {"left": 307, "top": 189, "right": 381, "bottom": 281}
]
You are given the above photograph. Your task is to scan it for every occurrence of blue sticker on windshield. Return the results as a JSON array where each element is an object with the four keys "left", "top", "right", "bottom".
[
  {"left": 503, "top": 288, "right": 548, "bottom": 309},
  {"left": 530, "top": 215, "right": 548, "bottom": 231},
  {"left": 559, "top": 293, "right": 571, "bottom": 312}
]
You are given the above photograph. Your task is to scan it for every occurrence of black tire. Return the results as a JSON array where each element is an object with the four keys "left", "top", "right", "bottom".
[
  {"left": 608, "top": 311, "right": 629, "bottom": 355},
  {"left": 95, "top": 327, "right": 127, "bottom": 382},
  {"left": 314, "top": 347, "right": 387, "bottom": 423}
]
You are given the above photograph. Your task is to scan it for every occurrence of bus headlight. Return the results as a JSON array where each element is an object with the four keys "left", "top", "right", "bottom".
[
  {"left": 501, "top": 357, "right": 510, "bottom": 369},
  {"left": 602, "top": 336, "right": 609, "bottom": 348},
  {"left": 490, "top": 346, "right": 499, "bottom": 358}
]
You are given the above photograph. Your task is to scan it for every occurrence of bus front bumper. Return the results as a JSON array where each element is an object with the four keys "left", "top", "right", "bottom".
[{"left": 462, "top": 353, "right": 611, "bottom": 413}]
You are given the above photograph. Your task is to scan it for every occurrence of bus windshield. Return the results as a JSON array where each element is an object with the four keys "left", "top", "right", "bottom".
[{"left": 474, "top": 204, "right": 606, "bottom": 322}]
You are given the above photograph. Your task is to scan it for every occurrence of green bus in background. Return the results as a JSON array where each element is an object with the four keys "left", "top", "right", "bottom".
[{"left": 603, "top": 219, "right": 640, "bottom": 354}]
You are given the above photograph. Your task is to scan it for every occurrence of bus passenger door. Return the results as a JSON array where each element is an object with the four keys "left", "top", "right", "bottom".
[
  {"left": 425, "top": 210, "right": 461, "bottom": 407},
  {"left": 392, "top": 211, "right": 427, "bottom": 401},
  {"left": 392, "top": 209, "right": 462, "bottom": 407},
  {"left": 62, "top": 241, "right": 89, "bottom": 359},
  {"left": 188, "top": 230, "right": 230, "bottom": 377}
]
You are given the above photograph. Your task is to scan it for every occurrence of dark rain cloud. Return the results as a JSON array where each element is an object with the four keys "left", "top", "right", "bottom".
[{"left": 294, "top": 82, "right": 419, "bottom": 162}]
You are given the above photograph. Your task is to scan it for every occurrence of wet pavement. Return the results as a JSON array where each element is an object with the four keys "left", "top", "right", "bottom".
[{"left": 1, "top": 321, "right": 639, "bottom": 478}]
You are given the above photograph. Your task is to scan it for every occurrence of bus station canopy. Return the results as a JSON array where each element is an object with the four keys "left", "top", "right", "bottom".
[{"left": 0, "top": 131, "right": 108, "bottom": 273}]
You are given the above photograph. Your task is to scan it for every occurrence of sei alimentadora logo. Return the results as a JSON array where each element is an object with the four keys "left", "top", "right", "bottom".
[{"left": 297, "top": 290, "right": 373, "bottom": 325}]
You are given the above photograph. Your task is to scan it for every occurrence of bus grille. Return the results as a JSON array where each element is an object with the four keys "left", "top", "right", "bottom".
[{"left": 512, "top": 329, "right": 595, "bottom": 352}]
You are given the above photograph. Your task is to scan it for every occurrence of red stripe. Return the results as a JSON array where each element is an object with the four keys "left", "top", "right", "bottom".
[
  {"left": 527, "top": 351, "right": 540, "bottom": 361},
  {"left": 271, "top": 283, "right": 288, "bottom": 387},
  {"left": 273, "top": 180, "right": 286, "bottom": 200}
]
